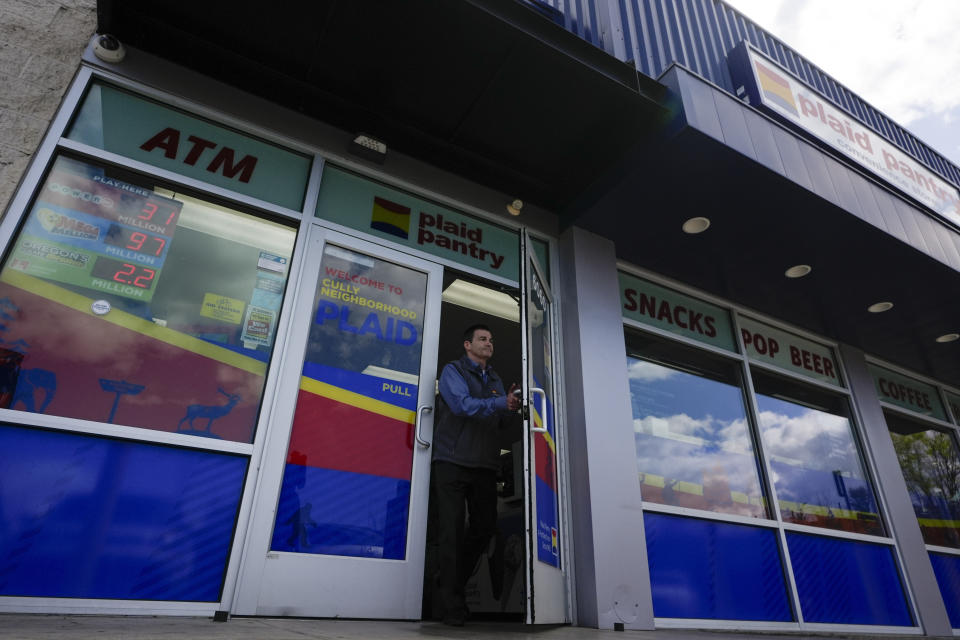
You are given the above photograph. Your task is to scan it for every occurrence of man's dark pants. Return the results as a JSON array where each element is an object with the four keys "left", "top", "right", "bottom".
[{"left": 431, "top": 460, "right": 498, "bottom": 619}]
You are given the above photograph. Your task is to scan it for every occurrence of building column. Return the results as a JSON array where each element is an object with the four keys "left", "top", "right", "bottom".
[
  {"left": 558, "top": 226, "right": 654, "bottom": 629},
  {"left": 839, "top": 343, "right": 952, "bottom": 636}
]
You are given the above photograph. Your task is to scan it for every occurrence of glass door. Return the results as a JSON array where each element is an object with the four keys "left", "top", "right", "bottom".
[
  {"left": 233, "top": 227, "right": 442, "bottom": 618},
  {"left": 520, "top": 231, "right": 568, "bottom": 623}
]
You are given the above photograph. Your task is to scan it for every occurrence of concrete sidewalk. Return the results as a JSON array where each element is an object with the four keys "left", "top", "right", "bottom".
[{"left": 0, "top": 616, "right": 944, "bottom": 640}]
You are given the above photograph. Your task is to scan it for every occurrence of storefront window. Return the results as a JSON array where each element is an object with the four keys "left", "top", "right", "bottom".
[
  {"left": 0, "top": 155, "right": 296, "bottom": 443},
  {"left": 752, "top": 371, "right": 884, "bottom": 536},
  {"left": 887, "top": 412, "right": 960, "bottom": 548},
  {"left": 626, "top": 333, "right": 767, "bottom": 518}
]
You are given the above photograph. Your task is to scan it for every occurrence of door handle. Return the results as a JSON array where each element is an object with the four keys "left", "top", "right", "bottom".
[
  {"left": 530, "top": 387, "right": 547, "bottom": 433},
  {"left": 415, "top": 405, "right": 433, "bottom": 448}
]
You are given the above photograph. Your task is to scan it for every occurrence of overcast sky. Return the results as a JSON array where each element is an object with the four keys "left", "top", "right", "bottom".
[{"left": 722, "top": 0, "right": 960, "bottom": 168}]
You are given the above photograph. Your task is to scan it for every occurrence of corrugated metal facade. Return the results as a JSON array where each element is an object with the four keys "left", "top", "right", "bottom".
[{"left": 531, "top": 0, "right": 960, "bottom": 190}]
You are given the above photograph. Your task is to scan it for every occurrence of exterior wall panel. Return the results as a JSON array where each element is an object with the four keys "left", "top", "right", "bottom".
[
  {"left": 742, "top": 109, "right": 785, "bottom": 176},
  {"left": 824, "top": 159, "right": 862, "bottom": 219},
  {"left": 770, "top": 126, "right": 814, "bottom": 192},
  {"left": 873, "top": 188, "right": 912, "bottom": 245},
  {"left": 848, "top": 173, "right": 887, "bottom": 234}
]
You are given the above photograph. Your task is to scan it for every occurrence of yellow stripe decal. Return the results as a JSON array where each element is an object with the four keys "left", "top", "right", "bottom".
[
  {"left": 531, "top": 405, "right": 556, "bottom": 453},
  {"left": 778, "top": 499, "right": 872, "bottom": 521},
  {"left": 1, "top": 269, "right": 266, "bottom": 375},
  {"left": 299, "top": 375, "right": 415, "bottom": 424},
  {"left": 640, "top": 472, "right": 665, "bottom": 488},
  {"left": 918, "top": 518, "right": 960, "bottom": 529}
]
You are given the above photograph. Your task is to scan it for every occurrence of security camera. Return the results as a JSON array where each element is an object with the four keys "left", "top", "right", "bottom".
[{"left": 93, "top": 34, "right": 126, "bottom": 64}]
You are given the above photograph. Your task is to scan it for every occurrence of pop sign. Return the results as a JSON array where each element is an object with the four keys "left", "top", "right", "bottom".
[{"left": 739, "top": 317, "right": 841, "bottom": 386}]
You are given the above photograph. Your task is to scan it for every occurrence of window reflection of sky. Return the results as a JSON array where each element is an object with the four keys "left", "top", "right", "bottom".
[
  {"left": 755, "top": 394, "right": 882, "bottom": 534},
  {"left": 628, "top": 357, "right": 766, "bottom": 518}
]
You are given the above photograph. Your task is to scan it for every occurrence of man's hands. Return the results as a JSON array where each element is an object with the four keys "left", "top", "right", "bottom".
[{"left": 506, "top": 383, "right": 521, "bottom": 412}]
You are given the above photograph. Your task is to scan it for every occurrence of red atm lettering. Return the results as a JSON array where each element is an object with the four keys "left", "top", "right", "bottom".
[
  {"left": 789, "top": 345, "right": 836, "bottom": 379},
  {"left": 623, "top": 289, "right": 717, "bottom": 338},
  {"left": 140, "top": 127, "right": 259, "bottom": 183}
]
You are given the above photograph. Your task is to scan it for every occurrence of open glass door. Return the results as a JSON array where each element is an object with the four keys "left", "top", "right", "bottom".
[
  {"left": 234, "top": 226, "right": 442, "bottom": 618},
  {"left": 520, "top": 231, "right": 568, "bottom": 624}
]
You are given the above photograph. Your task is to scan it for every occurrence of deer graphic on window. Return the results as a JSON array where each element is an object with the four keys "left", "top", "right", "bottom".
[{"left": 177, "top": 387, "right": 241, "bottom": 435}]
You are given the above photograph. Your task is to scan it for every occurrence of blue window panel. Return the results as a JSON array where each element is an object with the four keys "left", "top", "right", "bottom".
[
  {"left": 271, "top": 464, "right": 410, "bottom": 560},
  {"left": 644, "top": 513, "right": 792, "bottom": 621},
  {"left": 787, "top": 533, "right": 912, "bottom": 626},
  {"left": 0, "top": 424, "right": 247, "bottom": 601},
  {"left": 930, "top": 552, "right": 960, "bottom": 628}
]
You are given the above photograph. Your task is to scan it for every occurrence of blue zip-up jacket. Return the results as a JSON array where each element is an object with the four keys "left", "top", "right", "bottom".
[{"left": 432, "top": 355, "right": 510, "bottom": 470}]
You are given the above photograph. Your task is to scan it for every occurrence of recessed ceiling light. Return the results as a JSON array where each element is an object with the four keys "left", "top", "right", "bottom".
[
  {"left": 867, "top": 301, "right": 894, "bottom": 313},
  {"left": 784, "top": 264, "right": 812, "bottom": 278},
  {"left": 936, "top": 333, "right": 959, "bottom": 343},
  {"left": 506, "top": 199, "right": 523, "bottom": 216},
  {"left": 682, "top": 217, "right": 710, "bottom": 234}
]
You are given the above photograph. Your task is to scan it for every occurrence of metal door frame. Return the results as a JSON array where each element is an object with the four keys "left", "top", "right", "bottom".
[{"left": 231, "top": 224, "right": 444, "bottom": 618}]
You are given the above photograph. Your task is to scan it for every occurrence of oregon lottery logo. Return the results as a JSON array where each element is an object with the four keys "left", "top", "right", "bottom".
[
  {"left": 20, "top": 239, "right": 89, "bottom": 268},
  {"left": 37, "top": 208, "right": 100, "bottom": 241}
]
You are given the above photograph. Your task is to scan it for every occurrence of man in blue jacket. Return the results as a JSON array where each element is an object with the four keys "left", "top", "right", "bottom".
[{"left": 431, "top": 323, "right": 519, "bottom": 626}]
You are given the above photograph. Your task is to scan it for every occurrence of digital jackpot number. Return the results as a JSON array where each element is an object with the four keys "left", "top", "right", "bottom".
[
  {"left": 137, "top": 199, "right": 180, "bottom": 230},
  {"left": 104, "top": 224, "right": 167, "bottom": 257},
  {"left": 90, "top": 256, "right": 157, "bottom": 290}
]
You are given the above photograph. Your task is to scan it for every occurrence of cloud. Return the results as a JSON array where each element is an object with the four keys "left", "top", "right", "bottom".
[
  {"left": 725, "top": 0, "right": 960, "bottom": 163},
  {"left": 627, "top": 359, "right": 678, "bottom": 382},
  {"left": 756, "top": 408, "right": 856, "bottom": 471},
  {"left": 634, "top": 412, "right": 713, "bottom": 437}
]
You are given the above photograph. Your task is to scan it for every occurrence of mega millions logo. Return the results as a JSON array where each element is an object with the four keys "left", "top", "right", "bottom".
[
  {"left": 370, "top": 196, "right": 411, "bottom": 240},
  {"left": 754, "top": 60, "right": 798, "bottom": 116},
  {"left": 37, "top": 208, "right": 100, "bottom": 241}
]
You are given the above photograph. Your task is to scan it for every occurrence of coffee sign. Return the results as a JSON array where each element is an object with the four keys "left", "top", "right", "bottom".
[
  {"left": 868, "top": 364, "right": 946, "bottom": 421},
  {"left": 945, "top": 391, "right": 960, "bottom": 424}
]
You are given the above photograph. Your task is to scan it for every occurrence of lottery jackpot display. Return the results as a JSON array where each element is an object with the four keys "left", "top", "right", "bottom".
[{"left": 8, "top": 158, "right": 181, "bottom": 303}]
